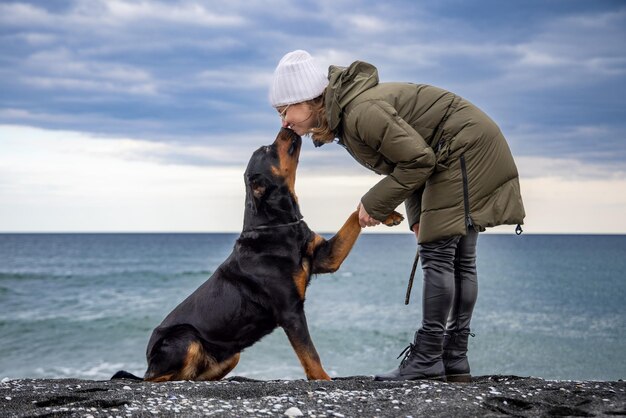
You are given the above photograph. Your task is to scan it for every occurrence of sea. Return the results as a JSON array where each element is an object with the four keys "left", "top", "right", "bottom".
[{"left": 0, "top": 233, "right": 624, "bottom": 382}]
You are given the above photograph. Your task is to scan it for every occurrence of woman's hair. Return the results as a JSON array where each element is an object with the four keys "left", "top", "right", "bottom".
[{"left": 306, "top": 93, "right": 335, "bottom": 146}]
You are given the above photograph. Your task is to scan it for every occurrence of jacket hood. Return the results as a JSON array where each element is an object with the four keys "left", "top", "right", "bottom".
[{"left": 325, "top": 61, "right": 379, "bottom": 134}]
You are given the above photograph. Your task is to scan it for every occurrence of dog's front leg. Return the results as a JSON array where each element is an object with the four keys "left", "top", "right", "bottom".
[
  {"left": 309, "top": 210, "right": 361, "bottom": 274},
  {"left": 281, "top": 311, "right": 331, "bottom": 380},
  {"left": 310, "top": 209, "right": 403, "bottom": 274}
]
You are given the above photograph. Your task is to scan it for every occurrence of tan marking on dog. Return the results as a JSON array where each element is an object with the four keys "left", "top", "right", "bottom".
[
  {"left": 271, "top": 164, "right": 297, "bottom": 203},
  {"left": 179, "top": 341, "right": 210, "bottom": 380},
  {"left": 314, "top": 211, "right": 362, "bottom": 273},
  {"left": 382, "top": 211, "right": 404, "bottom": 226},
  {"left": 195, "top": 353, "right": 241, "bottom": 381},
  {"left": 145, "top": 373, "right": 175, "bottom": 382},
  {"left": 306, "top": 234, "right": 325, "bottom": 257},
  {"left": 289, "top": 340, "right": 331, "bottom": 381},
  {"left": 145, "top": 345, "right": 240, "bottom": 382},
  {"left": 293, "top": 259, "right": 310, "bottom": 300},
  {"left": 310, "top": 210, "right": 403, "bottom": 274},
  {"left": 271, "top": 129, "right": 299, "bottom": 202}
]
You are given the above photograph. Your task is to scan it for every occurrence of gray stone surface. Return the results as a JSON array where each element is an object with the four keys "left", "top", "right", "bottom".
[{"left": 1, "top": 375, "right": 624, "bottom": 417}]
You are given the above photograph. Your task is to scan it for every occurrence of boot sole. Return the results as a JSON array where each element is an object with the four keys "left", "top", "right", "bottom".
[
  {"left": 424, "top": 375, "right": 447, "bottom": 382},
  {"left": 446, "top": 374, "right": 471, "bottom": 383},
  {"left": 373, "top": 375, "right": 447, "bottom": 382}
]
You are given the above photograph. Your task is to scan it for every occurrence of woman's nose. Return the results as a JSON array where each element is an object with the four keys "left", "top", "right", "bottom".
[{"left": 281, "top": 119, "right": 290, "bottom": 128}]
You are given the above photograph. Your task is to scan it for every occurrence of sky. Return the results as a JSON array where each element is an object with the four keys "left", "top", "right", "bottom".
[{"left": 0, "top": 0, "right": 625, "bottom": 233}]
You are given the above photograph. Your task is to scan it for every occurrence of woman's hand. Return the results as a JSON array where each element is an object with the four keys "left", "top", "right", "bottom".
[{"left": 358, "top": 202, "right": 381, "bottom": 228}]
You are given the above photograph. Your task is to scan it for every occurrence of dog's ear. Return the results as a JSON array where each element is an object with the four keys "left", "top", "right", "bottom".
[
  {"left": 247, "top": 174, "right": 266, "bottom": 200},
  {"left": 252, "top": 183, "right": 266, "bottom": 199}
]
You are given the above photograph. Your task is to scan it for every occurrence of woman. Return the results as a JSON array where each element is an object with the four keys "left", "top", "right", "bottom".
[{"left": 269, "top": 50, "right": 525, "bottom": 382}]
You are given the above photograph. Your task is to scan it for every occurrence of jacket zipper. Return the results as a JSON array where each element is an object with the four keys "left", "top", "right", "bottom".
[{"left": 459, "top": 154, "right": 474, "bottom": 229}]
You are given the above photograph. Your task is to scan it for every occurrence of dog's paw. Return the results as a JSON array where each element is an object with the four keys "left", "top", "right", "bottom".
[{"left": 382, "top": 211, "right": 404, "bottom": 226}]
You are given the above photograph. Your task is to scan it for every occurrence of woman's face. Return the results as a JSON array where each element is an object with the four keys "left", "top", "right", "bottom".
[{"left": 277, "top": 103, "right": 316, "bottom": 136}]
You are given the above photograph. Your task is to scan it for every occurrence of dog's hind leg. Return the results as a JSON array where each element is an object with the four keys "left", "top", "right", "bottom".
[
  {"left": 146, "top": 342, "right": 240, "bottom": 382},
  {"left": 196, "top": 353, "right": 241, "bottom": 381},
  {"left": 179, "top": 342, "right": 241, "bottom": 381},
  {"left": 281, "top": 311, "right": 331, "bottom": 381},
  {"left": 145, "top": 340, "right": 207, "bottom": 382}
]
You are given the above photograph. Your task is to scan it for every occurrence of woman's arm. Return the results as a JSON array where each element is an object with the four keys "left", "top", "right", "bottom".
[{"left": 350, "top": 100, "right": 435, "bottom": 221}]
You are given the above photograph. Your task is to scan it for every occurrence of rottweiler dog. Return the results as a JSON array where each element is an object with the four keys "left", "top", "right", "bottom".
[{"left": 113, "top": 128, "right": 403, "bottom": 382}]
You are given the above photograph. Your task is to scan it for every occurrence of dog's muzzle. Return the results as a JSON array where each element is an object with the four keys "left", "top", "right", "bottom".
[
  {"left": 288, "top": 137, "right": 298, "bottom": 156},
  {"left": 287, "top": 132, "right": 302, "bottom": 156}
]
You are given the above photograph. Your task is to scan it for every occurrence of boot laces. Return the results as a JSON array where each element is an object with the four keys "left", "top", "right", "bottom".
[{"left": 396, "top": 343, "right": 417, "bottom": 366}]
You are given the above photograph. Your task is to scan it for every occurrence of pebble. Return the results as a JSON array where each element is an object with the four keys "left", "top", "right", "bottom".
[{"left": 284, "top": 406, "right": 303, "bottom": 417}]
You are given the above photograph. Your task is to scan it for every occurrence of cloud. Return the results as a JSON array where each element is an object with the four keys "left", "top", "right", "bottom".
[
  {"left": 0, "top": 1, "right": 625, "bottom": 232},
  {"left": 0, "top": 0, "right": 246, "bottom": 29},
  {"left": 499, "top": 8, "right": 626, "bottom": 86},
  {"left": 519, "top": 176, "right": 626, "bottom": 234},
  {"left": 99, "top": 0, "right": 246, "bottom": 26},
  {"left": 195, "top": 68, "right": 273, "bottom": 90},
  {"left": 1, "top": 124, "right": 625, "bottom": 233},
  {"left": 0, "top": 125, "right": 246, "bottom": 231},
  {"left": 506, "top": 124, "right": 626, "bottom": 168},
  {"left": 7, "top": 32, "right": 58, "bottom": 46},
  {"left": 19, "top": 48, "right": 158, "bottom": 95},
  {"left": 346, "top": 15, "right": 388, "bottom": 32},
  {"left": 0, "top": 2, "right": 51, "bottom": 26},
  {"left": 0, "top": 125, "right": 363, "bottom": 232}
]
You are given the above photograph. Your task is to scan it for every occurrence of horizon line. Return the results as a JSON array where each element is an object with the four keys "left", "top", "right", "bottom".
[{"left": 1, "top": 231, "right": 625, "bottom": 236}]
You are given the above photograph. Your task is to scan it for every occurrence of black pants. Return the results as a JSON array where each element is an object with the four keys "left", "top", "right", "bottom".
[{"left": 418, "top": 229, "right": 478, "bottom": 336}]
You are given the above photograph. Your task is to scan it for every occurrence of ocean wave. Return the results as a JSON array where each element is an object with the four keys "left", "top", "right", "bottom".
[
  {"left": 32, "top": 361, "right": 136, "bottom": 380},
  {"left": 0, "top": 270, "right": 213, "bottom": 282},
  {"left": 0, "top": 272, "right": 72, "bottom": 281},
  {"left": 180, "top": 270, "right": 213, "bottom": 277}
]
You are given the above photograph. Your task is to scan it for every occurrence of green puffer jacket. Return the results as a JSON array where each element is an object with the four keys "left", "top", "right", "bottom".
[{"left": 323, "top": 61, "right": 525, "bottom": 243}]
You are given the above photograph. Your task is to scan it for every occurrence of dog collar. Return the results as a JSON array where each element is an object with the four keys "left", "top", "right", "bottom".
[{"left": 244, "top": 219, "right": 303, "bottom": 232}]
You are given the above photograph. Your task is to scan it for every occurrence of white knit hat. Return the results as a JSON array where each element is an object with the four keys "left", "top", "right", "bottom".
[{"left": 269, "top": 50, "right": 328, "bottom": 107}]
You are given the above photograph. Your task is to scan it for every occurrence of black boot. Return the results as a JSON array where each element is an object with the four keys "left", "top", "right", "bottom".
[
  {"left": 374, "top": 330, "right": 446, "bottom": 381},
  {"left": 442, "top": 331, "right": 474, "bottom": 382}
]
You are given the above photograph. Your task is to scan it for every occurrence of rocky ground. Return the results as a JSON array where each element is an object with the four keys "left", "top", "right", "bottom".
[{"left": 1, "top": 375, "right": 624, "bottom": 417}]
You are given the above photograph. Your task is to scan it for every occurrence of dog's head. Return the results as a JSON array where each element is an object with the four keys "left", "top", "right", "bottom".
[{"left": 243, "top": 128, "right": 303, "bottom": 230}]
